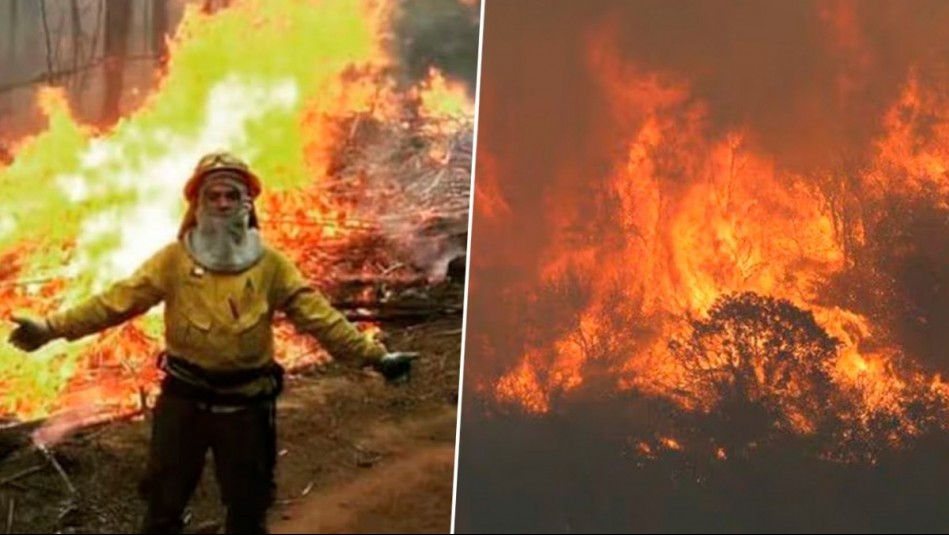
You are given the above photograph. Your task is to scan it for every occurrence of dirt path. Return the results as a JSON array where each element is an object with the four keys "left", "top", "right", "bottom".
[{"left": 272, "top": 407, "right": 457, "bottom": 534}]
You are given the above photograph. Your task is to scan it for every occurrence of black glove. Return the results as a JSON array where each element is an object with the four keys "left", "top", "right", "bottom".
[
  {"left": 9, "top": 315, "right": 55, "bottom": 352},
  {"left": 373, "top": 351, "right": 419, "bottom": 382}
]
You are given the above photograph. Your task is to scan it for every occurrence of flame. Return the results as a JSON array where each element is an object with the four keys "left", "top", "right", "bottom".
[
  {"left": 416, "top": 67, "right": 474, "bottom": 122},
  {"left": 481, "top": 24, "right": 949, "bottom": 460},
  {"left": 0, "top": 0, "right": 473, "bottom": 431},
  {"left": 472, "top": 151, "right": 511, "bottom": 222},
  {"left": 495, "top": 348, "right": 550, "bottom": 414},
  {"left": 636, "top": 441, "right": 654, "bottom": 458},
  {"left": 659, "top": 436, "right": 682, "bottom": 451}
]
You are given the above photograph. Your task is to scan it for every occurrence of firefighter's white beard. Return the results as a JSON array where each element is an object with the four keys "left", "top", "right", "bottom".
[{"left": 184, "top": 202, "right": 263, "bottom": 272}]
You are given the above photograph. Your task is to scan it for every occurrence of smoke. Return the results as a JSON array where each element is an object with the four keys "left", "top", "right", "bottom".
[
  {"left": 391, "top": 0, "right": 481, "bottom": 96},
  {"left": 31, "top": 404, "right": 104, "bottom": 447},
  {"left": 586, "top": 0, "right": 949, "bottom": 169},
  {"left": 473, "top": 0, "right": 949, "bottom": 218},
  {"left": 345, "top": 115, "right": 473, "bottom": 283}
]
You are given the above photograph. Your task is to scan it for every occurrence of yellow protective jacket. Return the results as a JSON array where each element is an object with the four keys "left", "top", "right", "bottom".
[{"left": 46, "top": 242, "right": 386, "bottom": 398}]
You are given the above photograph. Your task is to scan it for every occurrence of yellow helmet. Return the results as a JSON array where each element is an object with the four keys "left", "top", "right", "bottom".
[
  {"left": 183, "top": 151, "right": 262, "bottom": 202},
  {"left": 178, "top": 151, "right": 261, "bottom": 239}
]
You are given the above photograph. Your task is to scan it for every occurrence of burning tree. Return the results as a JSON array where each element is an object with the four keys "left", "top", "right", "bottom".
[
  {"left": 662, "top": 292, "right": 949, "bottom": 462},
  {"left": 668, "top": 292, "right": 841, "bottom": 454}
]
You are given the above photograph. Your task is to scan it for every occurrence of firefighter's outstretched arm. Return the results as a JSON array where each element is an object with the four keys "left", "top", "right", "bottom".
[
  {"left": 8, "top": 245, "right": 172, "bottom": 352},
  {"left": 272, "top": 252, "right": 417, "bottom": 381}
]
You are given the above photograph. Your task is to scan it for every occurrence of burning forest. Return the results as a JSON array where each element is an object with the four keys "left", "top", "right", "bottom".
[
  {"left": 0, "top": 0, "right": 475, "bottom": 532},
  {"left": 457, "top": 1, "right": 949, "bottom": 532}
]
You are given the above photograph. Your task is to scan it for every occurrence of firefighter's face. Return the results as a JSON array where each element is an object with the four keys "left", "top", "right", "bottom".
[{"left": 202, "top": 183, "right": 243, "bottom": 216}]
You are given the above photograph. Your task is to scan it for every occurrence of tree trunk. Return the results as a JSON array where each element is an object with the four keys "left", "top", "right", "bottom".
[
  {"left": 6, "top": 0, "right": 18, "bottom": 71},
  {"left": 39, "top": 0, "right": 54, "bottom": 82},
  {"left": 67, "top": 0, "right": 86, "bottom": 97},
  {"left": 69, "top": 0, "right": 82, "bottom": 73},
  {"left": 102, "top": 0, "right": 132, "bottom": 126},
  {"left": 152, "top": 0, "right": 169, "bottom": 71}
]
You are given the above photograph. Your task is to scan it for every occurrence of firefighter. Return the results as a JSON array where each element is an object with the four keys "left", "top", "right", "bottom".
[{"left": 8, "top": 151, "right": 417, "bottom": 534}]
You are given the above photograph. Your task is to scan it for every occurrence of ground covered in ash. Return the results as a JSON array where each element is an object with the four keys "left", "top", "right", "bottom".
[{"left": 0, "top": 317, "right": 461, "bottom": 534}]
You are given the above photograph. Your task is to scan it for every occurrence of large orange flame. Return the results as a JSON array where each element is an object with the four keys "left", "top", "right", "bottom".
[{"left": 481, "top": 24, "right": 949, "bottom": 461}]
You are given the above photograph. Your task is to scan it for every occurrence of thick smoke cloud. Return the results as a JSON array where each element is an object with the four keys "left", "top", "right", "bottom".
[
  {"left": 596, "top": 0, "right": 949, "bottom": 168},
  {"left": 392, "top": 0, "right": 481, "bottom": 96}
]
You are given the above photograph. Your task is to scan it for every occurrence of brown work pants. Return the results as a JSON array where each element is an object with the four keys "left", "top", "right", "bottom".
[{"left": 139, "top": 392, "right": 277, "bottom": 534}]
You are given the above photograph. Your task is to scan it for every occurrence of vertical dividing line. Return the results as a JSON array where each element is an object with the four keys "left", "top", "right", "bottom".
[{"left": 450, "top": 1, "right": 487, "bottom": 533}]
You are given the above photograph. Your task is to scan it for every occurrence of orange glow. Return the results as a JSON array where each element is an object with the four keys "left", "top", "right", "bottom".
[{"left": 485, "top": 24, "right": 949, "bottom": 461}]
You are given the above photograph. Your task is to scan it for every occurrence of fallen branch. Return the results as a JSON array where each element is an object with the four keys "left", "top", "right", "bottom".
[
  {"left": 0, "top": 466, "right": 43, "bottom": 488},
  {"left": 432, "top": 328, "right": 464, "bottom": 337},
  {"left": 36, "top": 445, "right": 77, "bottom": 496},
  {"left": 192, "top": 520, "right": 222, "bottom": 534},
  {"left": 345, "top": 311, "right": 461, "bottom": 323},
  {"left": 344, "top": 304, "right": 463, "bottom": 323},
  {"left": 330, "top": 275, "right": 431, "bottom": 286},
  {"left": 334, "top": 300, "right": 461, "bottom": 311}
]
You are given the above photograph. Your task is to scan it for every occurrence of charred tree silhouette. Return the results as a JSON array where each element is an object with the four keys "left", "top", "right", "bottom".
[
  {"left": 865, "top": 189, "right": 949, "bottom": 372},
  {"left": 819, "top": 173, "right": 949, "bottom": 375},
  {"left": 827, "top": 349, "right": 949, "bottom": 463},
  {"left": 810, "top": 151, "right": 868, "bottom": 267},
  {"left": 669, "top": 292, "right": 841, "bottom": 453},
  {"left": 102, "top": 0, "right": 132, "bottom": 125}
]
